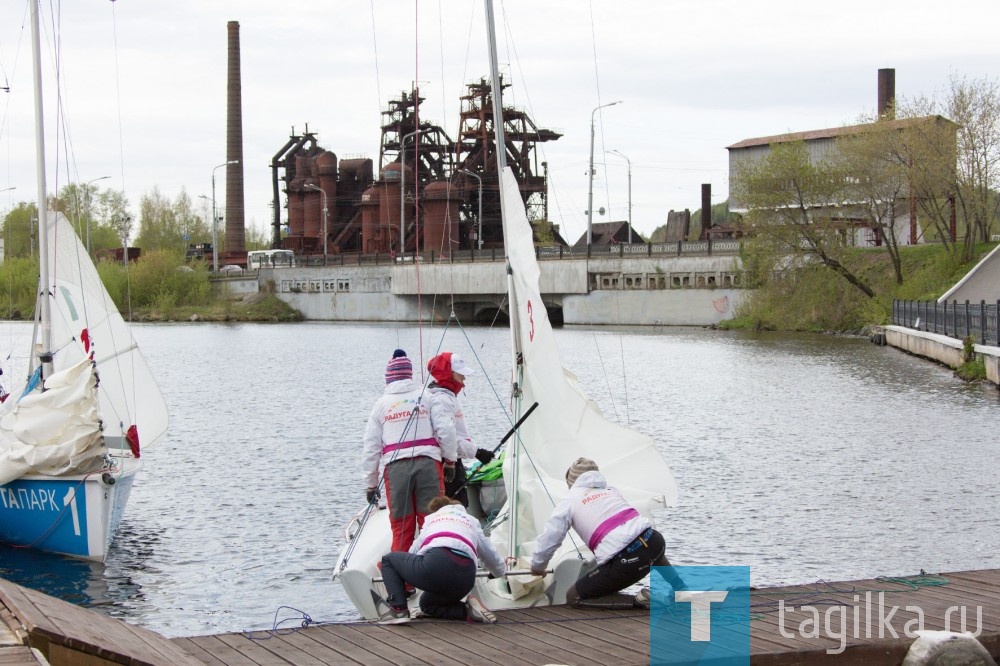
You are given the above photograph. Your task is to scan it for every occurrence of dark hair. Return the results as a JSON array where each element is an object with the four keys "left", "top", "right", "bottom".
[{"left": 427, "top": 495, "right": 461, "bottom": 513}]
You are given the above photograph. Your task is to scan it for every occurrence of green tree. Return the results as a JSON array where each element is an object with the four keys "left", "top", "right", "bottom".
[
  {"left": 2, "top": 203, "right": 38, "bottom": 258},
  {"left": 734, "top": 141, "right": 877, "bottom": 299}
]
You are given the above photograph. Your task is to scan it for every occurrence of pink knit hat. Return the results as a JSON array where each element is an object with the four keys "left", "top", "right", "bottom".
[{"left": 385, "top": 350, "right": 413, "bottom": 384}]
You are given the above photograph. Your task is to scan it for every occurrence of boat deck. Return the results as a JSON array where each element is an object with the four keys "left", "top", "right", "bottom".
[{"left": 2, "top": 569, "right": 1000, "bottom": 664}]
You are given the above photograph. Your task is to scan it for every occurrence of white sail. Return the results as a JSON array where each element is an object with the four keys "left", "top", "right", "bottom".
[
  {"left": 44, "top": 212, "right": 169, "bottom": 452},
  {"left": 494, "top": 166, "right": 678, "bottom": 562}
]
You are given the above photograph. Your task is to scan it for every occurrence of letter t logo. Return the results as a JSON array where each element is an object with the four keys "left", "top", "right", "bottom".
[{"left": 676, "top": 590, "right": 729, "bottom": 641}]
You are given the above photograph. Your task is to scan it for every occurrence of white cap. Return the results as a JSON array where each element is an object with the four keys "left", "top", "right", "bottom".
[{"left": 450, "top": 353, "right": 477, "bottom": 377}]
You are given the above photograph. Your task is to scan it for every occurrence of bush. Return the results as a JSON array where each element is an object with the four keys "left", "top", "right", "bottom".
[{"left": 0, "top": 257, "right": 40, "bottom": 319}]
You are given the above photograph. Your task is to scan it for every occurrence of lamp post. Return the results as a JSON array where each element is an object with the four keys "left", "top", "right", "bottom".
[
  {"left": 607, "top": 150, "right": 632, "bottom": 244},
  {"left": 587, "top": 100, "right": 622, "bottom": 246},
  {"left": 399, "top": 131, "right": 417, "bottom": 256},
  {"left": 84, "top": 176, "right": 110, "bottom": 256},
  {"left": 211, "top": 160, "right": 238, "bottom": 272},
  {"left": 304, "top": 183, "right": 328, "bottom": 266},
  {"left": 458, "top": 169, "right": 482, "bottom": 250},
  {"left": 0, "top": 187, "right": 14, "bottom": 193}
]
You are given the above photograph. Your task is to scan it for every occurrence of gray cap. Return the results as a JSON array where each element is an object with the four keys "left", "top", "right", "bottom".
[{"left": 565, "top": 457, "right": 599, "bottom": 487}]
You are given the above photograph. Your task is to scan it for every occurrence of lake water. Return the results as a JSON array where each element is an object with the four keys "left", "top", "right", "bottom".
[{"left": 0, "top": 321, "right": 997, "bottom": 638}]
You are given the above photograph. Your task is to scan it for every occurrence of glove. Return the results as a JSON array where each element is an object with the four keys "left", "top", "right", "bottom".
[
  {"left": 365, "top": 488, "right": 378, "bottom": 504},
  {"left": 475, "top": 448, "right": 495, "bottom": 465},
  {"left": 443, "top": 463, "right": 456, "bottom": 483}
]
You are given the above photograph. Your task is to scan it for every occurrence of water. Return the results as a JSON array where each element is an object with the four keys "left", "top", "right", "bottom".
[{"left": 0, "top": 321, "right": 997, "bottom": 638}]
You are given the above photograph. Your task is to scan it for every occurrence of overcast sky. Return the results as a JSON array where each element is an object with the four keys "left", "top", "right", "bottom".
[{"left": 2, "top": 0, "right": 999, "bottom": 243}]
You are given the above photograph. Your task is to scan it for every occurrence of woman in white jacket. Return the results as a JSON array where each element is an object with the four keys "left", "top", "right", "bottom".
[
  {"left": 377, "top": 495, "right": 506, "bottom": 624},
  {"left": 529, "top": 458, "right": 687, "bottom": 609}
]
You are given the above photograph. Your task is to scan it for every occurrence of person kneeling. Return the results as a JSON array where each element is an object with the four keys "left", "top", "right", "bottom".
[
  {"left": 529, "top": 458, "right": 687, "bottom": 609},
  {"left": 378, "top": 495, "right": 506, "bottom": 624}
]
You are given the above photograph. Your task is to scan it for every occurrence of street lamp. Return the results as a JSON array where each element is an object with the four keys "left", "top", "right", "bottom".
[
  {"left": 587, "top": 100, "right": 622, "bottom": 246},
  {"left": 304, "top": 183, "right": 328, "bottom": 266},
  {"left": 211, "top": 160, "right": 238, "bottom": 272},
  {"left": 85, "top": 176, "right": 110, "bottom": 256},
  {"left": 458, "top": 169, "right": 482, "bottom": 250},
  {"left": 607, "top": 150, "right": 632, "bottom": 244},
  {"left": 0, "top": 187, "right": 14, "bottom": 193}
]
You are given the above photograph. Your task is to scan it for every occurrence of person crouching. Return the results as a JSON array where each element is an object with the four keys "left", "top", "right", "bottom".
[
  {"left": 529, "top": 457, "right": 687, "bottom": 609},
  {"left": 377, "top": 495, "right": 505, "bottom": 624}
]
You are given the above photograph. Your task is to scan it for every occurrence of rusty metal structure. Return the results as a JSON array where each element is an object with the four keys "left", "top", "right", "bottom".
[
  {"left": 451, "top": 77, "right": 561, "bottom": 247},
  {"left": 269, "top": 77, "right": 560, "bottom": 256},
  {"left": 269, "top": 127, "right": 374, "bottom": 254}
]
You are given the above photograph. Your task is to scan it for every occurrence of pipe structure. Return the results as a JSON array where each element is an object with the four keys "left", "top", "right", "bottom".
[
  {"left": 399, "top": 131, "right": 418, "bottom": 255},
  {"left": 304, "top": 183, "right": 328, "bottom": 266},
  {"left": 458, "top": 169, "right": 483, "bottom": 250}
]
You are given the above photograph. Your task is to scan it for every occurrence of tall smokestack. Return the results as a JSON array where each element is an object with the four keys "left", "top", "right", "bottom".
[
  {"left": 700, "top": 183, "right": 712, "bottom": 240},
  {"left": 226, "top": 21, "right": 246, "bottom": 259},
  {"left": 878, "top": 68, "right": 895, "bottom": 119}
]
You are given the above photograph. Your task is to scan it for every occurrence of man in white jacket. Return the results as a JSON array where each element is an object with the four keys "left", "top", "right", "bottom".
[
  {"left": 529, "top": 458, "right": 687, "bottom": 609},
  {"left": 361, "top": 350, "right": 457, "bottom": 552},
  {"left": 377, "top": 495, "right": 505, "bottom": 624}
]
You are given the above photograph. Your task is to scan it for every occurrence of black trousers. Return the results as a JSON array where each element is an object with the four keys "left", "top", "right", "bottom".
[{"left": 381, "top": 547, "right": 476, "bottom": 620}]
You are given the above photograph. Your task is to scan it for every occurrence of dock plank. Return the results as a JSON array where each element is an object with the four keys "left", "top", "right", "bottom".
[
  {"left": 0, "top": 578, "right": 202, "bottom": 665},
  {"left": 0, "top": 647, "right": 46, "bottom": 665}
]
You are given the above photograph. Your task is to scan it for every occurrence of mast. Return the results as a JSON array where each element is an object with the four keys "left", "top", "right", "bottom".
[
  {"left": 29, "top": 0, "right": 53, "bottom": 378},
  {"left": 484, "top": 0, "right": 525, "bottom": 559}
]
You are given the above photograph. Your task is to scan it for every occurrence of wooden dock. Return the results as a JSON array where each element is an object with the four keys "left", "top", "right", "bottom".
[{"left": 3, "top": 569, "right": 1000, "bottom": 665}]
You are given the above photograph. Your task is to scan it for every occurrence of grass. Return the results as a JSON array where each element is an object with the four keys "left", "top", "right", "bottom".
[{"left": 722, "top": 242, "right": 998, "bottom": 334}]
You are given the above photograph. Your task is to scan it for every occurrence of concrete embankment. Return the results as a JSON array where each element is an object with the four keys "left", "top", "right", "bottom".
[{"left": 881, "top": 325, "right": 1000, "bottom": 387}]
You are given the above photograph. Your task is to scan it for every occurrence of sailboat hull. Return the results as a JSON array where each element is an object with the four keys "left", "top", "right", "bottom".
[{"left": 0, "top": 456, "right": 139, "bottom": 561}]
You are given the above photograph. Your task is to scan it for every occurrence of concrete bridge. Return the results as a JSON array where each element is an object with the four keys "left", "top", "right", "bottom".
[{"left": 237, "top": 240, "right": 749, "bottom": 326}]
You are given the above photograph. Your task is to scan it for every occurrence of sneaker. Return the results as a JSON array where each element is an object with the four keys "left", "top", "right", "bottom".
[
  {"left": 465, "top": 595, "right": 497, "bottom": 624},
  {"left": 634, "top": 586, "right": 651, "bottom": 609},
  {"left": 404, "top": 583, "right": 416, "bottom": 598},
  {"left": 378, "top": 605, "right": 411, "bottom": 625}
]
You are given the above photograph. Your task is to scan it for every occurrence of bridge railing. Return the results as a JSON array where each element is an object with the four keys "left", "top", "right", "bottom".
[
  {"left": 297, "top": 239, "right": 743, "bottom": 266},
  {"left": 892, "top": 299, "right": 999, "bottom": 346}
]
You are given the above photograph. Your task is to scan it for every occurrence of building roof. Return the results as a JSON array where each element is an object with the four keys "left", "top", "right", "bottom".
[
  {"left": 726, "top": 115, "right": 955, "bottom": 150},
  {"left": 573, "top": 221, "right": 643, "bottom": 247}
]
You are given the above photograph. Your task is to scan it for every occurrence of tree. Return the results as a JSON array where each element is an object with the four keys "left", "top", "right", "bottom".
[
  {"left": 1, "top": 203, "right": 38, "bottom": 258},
  {"left": 900, "top": 75, "right": 1000, "bottom": 261},
  {"left": 734, "top": 141, "right": 877, "bottom": 299}
]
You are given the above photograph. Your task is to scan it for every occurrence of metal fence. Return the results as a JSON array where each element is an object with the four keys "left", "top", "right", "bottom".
[{"left": 892, "top": 299, "right": 1000, "bottom": 346}]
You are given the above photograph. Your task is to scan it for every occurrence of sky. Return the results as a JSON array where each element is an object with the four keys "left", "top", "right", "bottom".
[{"left": 2, "top": 0, "right": 999, "bottom": 245}]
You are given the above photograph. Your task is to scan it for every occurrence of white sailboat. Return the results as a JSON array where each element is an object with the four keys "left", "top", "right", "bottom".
[
  {"left": 335, "top": 0, "right": 677, "bottom": 618},
  {"left": 0, "top": 0, "right": 169, "bottom": 561}
]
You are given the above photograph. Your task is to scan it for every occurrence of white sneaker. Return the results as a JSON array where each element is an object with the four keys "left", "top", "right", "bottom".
[
  {"left": 377, "top": 604, "right": 411, "bottom": 625},
  {"left": 465, "top": 595, "right": 497, "bottom": 623}
]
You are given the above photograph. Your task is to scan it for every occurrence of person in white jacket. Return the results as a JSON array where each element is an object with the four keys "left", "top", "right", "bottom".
[
  {"left": 425, "top": 351, "right": 495, "bottom": 505},
  {"left": 361, "top": 350, "right": 457, "bottom": 552},
  {"left": 529, "top": 458, "right": 687, "bottom": 609},
  {"left": 377, "top": 495, "right": 506, "bottom": 624}
]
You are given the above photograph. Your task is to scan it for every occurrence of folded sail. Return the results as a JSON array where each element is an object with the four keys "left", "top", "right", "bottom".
[{"left": 498, "top": 166, "right": 678, "bottom": 556}]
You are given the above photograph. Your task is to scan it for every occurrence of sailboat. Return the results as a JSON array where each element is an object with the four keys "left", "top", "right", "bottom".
[
  {"left": 0, "top": 0, "right": 169, "bottom": 561},
  {"left": 335, "top": 0, "right": 677, "bottom": 618}
]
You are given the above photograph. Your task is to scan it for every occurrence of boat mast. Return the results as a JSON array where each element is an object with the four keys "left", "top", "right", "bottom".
[
  {"left": 484, "top": 0, "right": 525, "bottom": 559},
  {"left": 29, "top": 0, "right": 53, "bottom": 379}
]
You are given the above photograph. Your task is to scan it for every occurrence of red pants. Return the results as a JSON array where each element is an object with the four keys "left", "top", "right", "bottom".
[{"left": 383, "top": 456, "right": 445, "bottom": 552}]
